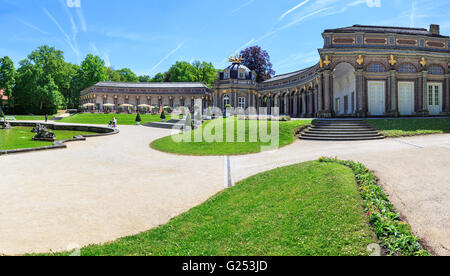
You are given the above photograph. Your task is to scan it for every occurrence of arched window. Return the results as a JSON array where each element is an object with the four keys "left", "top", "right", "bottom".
[
  {"left": 397, "top": 63, "right": 417, "bottom": 73},
  {"left": 428, "top": 65, "right": 444, "bottom": 75},
  {"left": 366, "top": 63, "right": 387, "bottom": 73},
  {"left": 223, "top": 94, "right": 230, "bottom": 107}
]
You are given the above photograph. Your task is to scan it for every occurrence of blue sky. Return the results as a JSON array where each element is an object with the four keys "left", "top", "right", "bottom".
[{"left": 1, "top": 0, "right": 449, "bottom": 77}]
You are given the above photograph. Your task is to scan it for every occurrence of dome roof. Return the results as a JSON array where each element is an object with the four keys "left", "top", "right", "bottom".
[{"left": 220, "top": 62, "right": 254, "bottom": 80}]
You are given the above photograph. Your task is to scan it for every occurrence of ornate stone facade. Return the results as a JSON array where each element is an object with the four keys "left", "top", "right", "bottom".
[
  {"left": 213, "top": 24, "right": 450, "bottom": 117},
  {"left": 80, "top": 82, "right": 212, "bottom": 111},
  {"left": 81, "top": 24, "right": 450, "bottom": 118}
]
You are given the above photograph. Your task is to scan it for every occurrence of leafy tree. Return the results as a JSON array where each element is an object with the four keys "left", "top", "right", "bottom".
[
  {"left": 163, "top": 72, "right": 171, "bottom": 82},
  {"left": 168, "top": 61, "right": 196, "bottom": 83},
  {"left": 191, "top": 61, "right": 217, "bottom": 87},
  {"left": 150, "top": 72, "right": 166, "bottom": 82},
  {"left": 65, "top": 63, "right": 81, "bottom": 109},
  {"left": 139, "top": 75, "right": 151, "bottom": 82},
  {"left": 106, "top": 67, "right": 122, "bottom": 82},
  {"left": 80, "top": 54, "right": 108, "bottom": 88},
  {"left": 14, "top": 59, "right": 63, "bottom": 114},
  {"left": 240, "top": 46, "right": 275, "bottom": 82},
  {"left": 168, "top": 61, "right": 218, "bottom": 86},
  {"left": 28, "top": 46, "right": 71, "bottom": 98},
  {"left": 117, "top": 68, "right": 139, "bottom": 82},
  {"left": 0, "top": 56, "right": 16, "bottom": 110}
]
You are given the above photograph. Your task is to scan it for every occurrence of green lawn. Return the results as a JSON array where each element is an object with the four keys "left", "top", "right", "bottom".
[
  {"left": 366, "top": 118, "right": 450, "bottom": 137},
  {"left": 0, "top": 127, "right": 98, "bottom": 150},
  {"left": 59, "top": 113, "right": 165, "bottom": 125},
  {"left": 151, "top": 118, "right": 312, "bottom": 156},
  {"left": 5, "top": 115, "right": 54, "bottom": 121},
  {"left": 44, "top": 161, "right": 376, "bottom": 256}
]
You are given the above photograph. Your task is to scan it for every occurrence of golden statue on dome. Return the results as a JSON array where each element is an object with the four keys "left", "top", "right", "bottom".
[{"left": 228, "top": 54, "right": 242, "bottom": 63}]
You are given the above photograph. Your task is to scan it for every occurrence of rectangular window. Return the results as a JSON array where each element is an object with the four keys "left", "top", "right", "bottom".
[
  {"left": 335, "top": 98, "right": 340, "bottom": 114},
  {"left": 344, "top": 95, "right": 348, "bottom": 114},
  {"left": 428, "top": 86, "right": 433, "bottom": 106},
  {"left": 351, "top": 92, "right": 355, "bottom": 113},
  {"left": 435, "top": 86, "right": 439, "bottom": 105},
  {"left": 238, "top": 97, "right": 245, "bottom": 109}
]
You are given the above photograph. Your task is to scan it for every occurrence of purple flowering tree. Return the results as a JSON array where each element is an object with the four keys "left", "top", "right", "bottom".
[{"left": 239, "top": 46, "right": 275, "bottom": 83}]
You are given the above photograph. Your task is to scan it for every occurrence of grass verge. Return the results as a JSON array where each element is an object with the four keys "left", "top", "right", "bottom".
[
  {"left": 4, "top": 115, "right": 54, "bottom": 121},
  {"left": 42, "top": 161, "right": 376, "bottom": 256},
  {"left": 366, "top": 118, "right": 450, "bottom": 137},
  {"left": 319, "top": 157, "right": 429, "bottom": 256},
  {"left": 150, "top": 118, "right": 312, "bottom": 156},
  {"left": 59, "top": 113, "right": 164, "bottom": 125}
]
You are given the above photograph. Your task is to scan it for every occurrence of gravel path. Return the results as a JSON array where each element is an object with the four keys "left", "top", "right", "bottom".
[{"left": 0, "top": 123, "right": 448, "bottom": 255}]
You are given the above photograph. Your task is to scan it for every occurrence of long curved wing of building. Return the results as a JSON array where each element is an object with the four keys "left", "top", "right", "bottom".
[
  {"left": 81, "top": 24, "right": 449, "bottom": 118},
  {"left": 213, "top": 24, "right": 450, "bottom": 117}
]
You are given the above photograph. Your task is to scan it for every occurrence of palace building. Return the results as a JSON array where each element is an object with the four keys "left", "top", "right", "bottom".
[
  {"left": 81, "top": 24, "right": 450, "bottom": 117},
  {"left": 80, "top": 82, "right": 211, "bottom": 111}
]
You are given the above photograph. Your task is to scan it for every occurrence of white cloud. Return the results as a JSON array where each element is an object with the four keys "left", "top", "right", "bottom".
[
  {"left": 366, "top": 0, "right": 381, "bottom": 8},
  {"left": 16, "top": 18, "right": 50, "bottom": 35},
  {"left": 90, "top": 43, "right": 111, "bottom": 67},
  {"left": 76, "top": 7, "right": 87, "bottom": 32},
  {"left": 276, "top": 51, "right": 319, "bottom": 70},
  {"left": 105, "top": 30, "right": 159, "bottom": 43},
  {"left": 279, "top": 7, "right": 331, "bottom": 30},
  {"left": 279, "top": 0, "right": 310, "bottom": 20},
  {"left": 66, "top": 0, "right": 81, "bottom": 8},
  {"left": 103, "top": 53, "right": 111, "bottom": 67},
  {"left": 43, "top": 8, "right": 80, "bottom": 57},
  {"left": 232, "top": 0, "right": 255, "bottom": 14},
  {"left": 149, "top": 42, "right": 185, "bottom": 75}
]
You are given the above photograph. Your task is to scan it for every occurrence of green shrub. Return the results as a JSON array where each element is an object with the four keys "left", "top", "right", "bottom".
[{"left": 136, "top": 112, "right": 142, "bottom": 122}]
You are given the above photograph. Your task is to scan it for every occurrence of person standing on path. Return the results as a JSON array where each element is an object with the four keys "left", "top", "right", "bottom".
[
  {"left": 113, "top": 116, "right": 117, "bottom": 128},
  {"left": 45, "top": 114, "right": 48, "bottom": 122}
]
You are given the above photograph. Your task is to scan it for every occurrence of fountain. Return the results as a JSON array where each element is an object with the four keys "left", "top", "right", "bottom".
[{"left": 32, "top": 124, "right": 56, "bottom": 141}]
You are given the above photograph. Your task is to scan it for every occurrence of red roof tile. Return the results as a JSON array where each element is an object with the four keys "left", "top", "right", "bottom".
[{"left": 0, "top": 90, "right": 8, "bottom": 101}]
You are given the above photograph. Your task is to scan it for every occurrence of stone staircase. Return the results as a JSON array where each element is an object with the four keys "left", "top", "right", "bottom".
[{"left": 300, "top": 120, "right": 385, "bottom": 141}]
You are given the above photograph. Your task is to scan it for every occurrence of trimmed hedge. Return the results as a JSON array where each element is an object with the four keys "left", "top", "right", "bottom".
[{"left": 319, "top": 157, "right": 429, "bottom": 256}]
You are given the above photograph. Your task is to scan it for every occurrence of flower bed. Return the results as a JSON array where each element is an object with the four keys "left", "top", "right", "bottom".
[{"left": 319, "top": 157, "right": 429, "bottom": 256}]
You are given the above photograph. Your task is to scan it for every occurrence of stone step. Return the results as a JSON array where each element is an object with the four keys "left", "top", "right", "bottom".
[
  {"left": 314, "top": 123, "right": 370, "bottom": 127},
  {"left": 299, "top": 119, "right": 384, "bottom": 141},
  {"left": 307, "top": 130, "right": 379, "bottom": 134},
  {"left": 302, "top": 133, "right": 383, "bottom": 138},
  {"left": 300, "top": 136, "right": 385, "bottom": 141},
  {"left": 310, "top": 126, "right": 376, "bottom": 131}
]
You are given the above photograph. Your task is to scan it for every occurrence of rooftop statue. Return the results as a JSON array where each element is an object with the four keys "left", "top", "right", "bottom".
[{"left": 228, "top": 54, "right": 242, "bottom": 64}]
